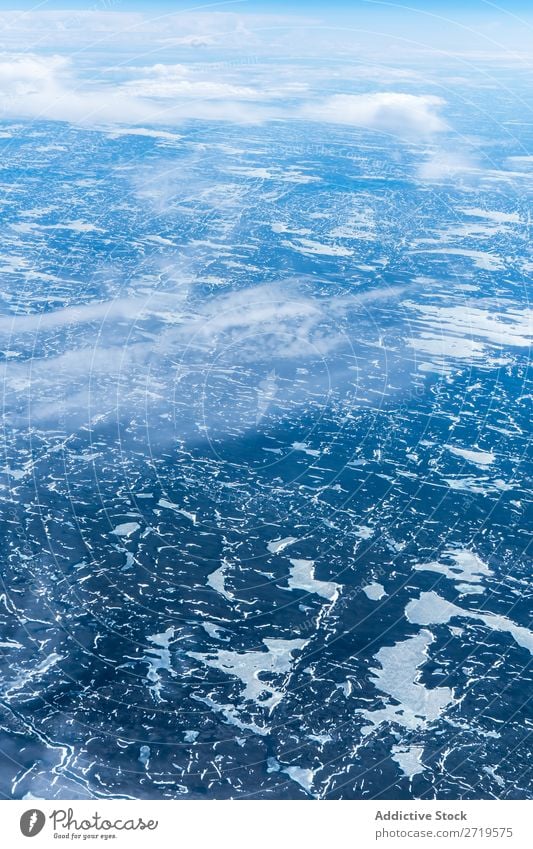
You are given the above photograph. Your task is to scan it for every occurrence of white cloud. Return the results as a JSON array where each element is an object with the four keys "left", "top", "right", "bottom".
[
  {"left": 0, "top": 52, "right": 276, "bottom": 125},
  {"left": 417, "top": 150, "right": 478, "bottom": 181},
  {"left": 0, "top": 54, "right": 68, "bottom": 91},
  {"left": 0, "top": 54, "right": 156, "bottom": 125},
  {"left": 300, "top": 93, "right": 447, "bottom": 137},
  {"left": 0, "top": 295, "right": 161, "bottom": 334},
  {"left": 0, "top": 51, "right": 450, "bottom": 136},
  {"left": 2, "top": 281, "right": 405, "bottom": 425},
  {"left": 123, "top": 75, "right": 261, "bottom": 102}
]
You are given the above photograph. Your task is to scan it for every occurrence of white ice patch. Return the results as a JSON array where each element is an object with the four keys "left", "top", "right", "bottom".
[
  {"left": 158, "top": 498, "right": 197, "bottom": 523},
  {"left": 362, "top": 583, "right": 386, "bottom": 600},
  {"left": 281, "top": 238, "right": 353, "bottom": 257},
  {"left": 392, "top": 745, "right": 426, "bottom": 779},
  {"left": 112, "top": 522, "right": 139, "bottom": 537},
  {"left": 207, "top": 561, "right": 234, "bottom": 600},
  {"left": 282, "top": 765, "right": 315, "bottom": 795},
  {"left": 139, "top": 746, "right": 150, "bottom": 768},
  {"left": 445, "top": 445, "right": 495, "bottom": 467},
  {"left": 1, "top": 466, "right": 27, "bottom": 480},
  {"left": 39, "top": 219, "right": 103, "bottom": 233},
  {"left": 355, "top": 525, "right": 374, "bottom": 540},
  {"left": 406, "top": 592, "right": 533, "bottom": 655},
  {"left": 414, "top": 549, "right": 492, "bottom": 593},
  {"left": 189, "top": 638, "right": 307, "bottom": 710},
  {"left": 483, "top": 765, "right": 506, "bottom": 788},
  {"left": 192, "top": 694, "right": 268, "bottom": 737},
  {"left": 271, "top": 222, "right": 310, "bottom": 235},
  {"left": 201, "top": 622, "right": 227, "bottom": 640},
  {"left": 5, "top": 652, "right": 64, "bottom": 696},
  {"left": 144, "top": 627, "right": 175, "bottom": 702},
  {"left": 457, "top": 207, "right": 521, "bottom": 224},
  {"left": 292, "top": 441, "right": 320, "bottom": 457},
  {"left": 288, "top": 559, "right": 339, "bottom": 601},
  {"left": 411, "top": 247, "right": 504, "bottom": 271},
  {"left": 456, "top": 583, "right": 484, "bottom": 595},
  {"left": 360, "top": 630, "right": 454, "bottom": 733},
  {"left": 410, "top": 303, "right": 531, "bottom": 348},
  {"left": 267, "top": 536, "right": 298, "bottom": 554},
  {"left": 63, "top": 220, "right": 103, "bottom": 232},
  {"left": 407, "top": 302, "right": 532, "bottom": 369},
  {"left": 412, "top": 336, "right": 485, "bottom": 366},
  {"left": 444, "top": 476, "right": 511, "bottom": 495},
  {"left": 226, "top": 166, "right": 320, "bottom": 185},
  {"left": 107, "top": 127, "right": 183, "bottom": 142}
]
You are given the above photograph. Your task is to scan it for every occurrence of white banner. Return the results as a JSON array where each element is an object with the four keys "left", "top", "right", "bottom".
[{"left": 2, "top": 799, "right": 530, "bottom": 849}]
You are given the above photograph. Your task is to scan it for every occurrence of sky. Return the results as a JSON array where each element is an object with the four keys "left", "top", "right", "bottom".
[
  {"left": 1, "top": 1, "right": 532, "bottom": 6},
  {"left": 2, "top": 0, "right": 533, "bottom": 14},
  {"left": 0, "top": 0, "right": 531, "bottom": 130},
  {"left": 2, "top": 1, "right": 532, "bottom": 52}
]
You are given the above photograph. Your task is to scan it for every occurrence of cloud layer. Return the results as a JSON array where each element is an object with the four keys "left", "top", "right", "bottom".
[
  {"left": 1, "top": 280, "right": 404, "bottom": 426},
  {"left": 0, "top": 50, "right": 448, "bottom": 138}
]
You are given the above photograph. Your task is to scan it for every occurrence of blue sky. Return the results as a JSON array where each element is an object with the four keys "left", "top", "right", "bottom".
[
  {"left": 2, "top": 0, "right": 531, "bottom": 64},
  {"left": 2, "top": 0, "right": 533, "bottom": 10}
]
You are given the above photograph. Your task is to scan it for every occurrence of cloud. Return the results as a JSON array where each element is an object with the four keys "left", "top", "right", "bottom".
[
  {"left": 0, "top": 294, "right": 184, "bottom": 335},
  {"left": 0, "top": 51, "right": 449, "bottom": 136},
  {"left": 300, "top": 93, "right": 447, "bottom": 137},
  {"left": 417, "top": 150, "right": 479, "bottom": 181},
  {"left": 0, "top": 54, "right": 158, "bottom": 125},
  {"left": 123, "top": 75, "right": 261, "bottom": 103},
  {"left": 0, "top": 52, "right": 275, "bottom": 126},
  {"left": 0, "top": 54, "right": 68, "bottom": 91},
  {"left": 2, "top": 280, "right": 405, "bottom": 426}
]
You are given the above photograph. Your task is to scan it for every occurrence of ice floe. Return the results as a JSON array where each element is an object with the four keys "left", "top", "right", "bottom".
[
  {"left": 207, "top": 561, "right": 234, "bottom": 600},
  {"left": 158, "top": 498, "right": 197, "bottom": 523},
  {"left": 407, "top": 303, "right": 532, "bottom": 368},
  {"left": 292, "top": 441, "right": 320, "bottom": 457},
  {"left": 360, "top": 629, "right": 455, "bottom": 733},
  {"left": 144, "top": 627, "right": 175, "bottom": 702},
  {"left": 288, "top": 559, "right": 339, "bottom": 601},
  {"left": 282, "top": 765, "right": 315, "bottom": 795},
  {"left": 362, "top": 583, "right": 386, "bottom": 600},
  {"left": 445, "top": 445, "right": 495, "bottom": 467},
  {"left": 414, "top": 549, "right": 492, "bottom": 593},
  {"left": 406, "top": 592, "right": 533, "bottom": 655},
  {"left": 189, "top": 638, "right": 307, "bottom": 710},
  {"left": 112, "top": 522, "right": 140, "bottom": 537},
  {"left": 391, "top": 745, "right": 426, "bottom": 779},
  {"left": 267, "top": 536, "right": 298, "bottom": 554}
]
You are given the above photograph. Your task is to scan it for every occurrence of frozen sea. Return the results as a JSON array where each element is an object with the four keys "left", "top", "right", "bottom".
[{"left": 0, "top": 51, "right": 531, "bottom": 800}]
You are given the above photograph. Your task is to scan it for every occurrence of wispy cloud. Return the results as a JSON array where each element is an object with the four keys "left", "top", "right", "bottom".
[
  {"left": 417, "top": 149, "right": 479, "bottom": 181},
  {"left": 1, "top": 280, "right": 405, "bottom": 426}
]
